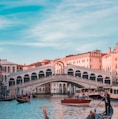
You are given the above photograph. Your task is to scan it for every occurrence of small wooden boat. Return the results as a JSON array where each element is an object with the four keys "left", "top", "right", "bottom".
[
  {"left": 61, "top": 95, "right": 92, "bottom": 106},
  {"left": 16, "top": 96, "right": 30, "bottom": 103}
]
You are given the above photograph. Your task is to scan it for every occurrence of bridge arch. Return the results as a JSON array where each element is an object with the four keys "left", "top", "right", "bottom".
[
  {"left": 68, "top": 68, "right": 74, "bottom": 76},
  {"left": 104, "top": 77, "right": 111, "bottom": 84},
  {"left": 97, "top": 75, "right": 103, "bottom": 83},
  {"left": 24, "top": 74, "right": 30, "bottom": 83},
  {"left": 55, "top": 61, "right": 64, "bottom": 74},
  {"left": 75, "top": 70, "right": 81, "bottom": 77},
  {"left": 31, "top": 72, "right": 37, "bottom": 80},
  {"left": 46, "top": 69, "right": 52, "bottom": 77},
  {"left": 82, "top": 72, "right": 88, "bottom": 79},
  {"left": 90, "top": 73, "right": 96, "bottom": 81},
  {"left": 16, "top": 76, "right": 22, "bottom": 84},
  {"left": 39, "top": 71, "right": 44, "bottom": 78}
]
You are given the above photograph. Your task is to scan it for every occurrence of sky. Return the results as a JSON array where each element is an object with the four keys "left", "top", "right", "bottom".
[{"left": 0, "top": 0, "right": 118, "bottom": 65}]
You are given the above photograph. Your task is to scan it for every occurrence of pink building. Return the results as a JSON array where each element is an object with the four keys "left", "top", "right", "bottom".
[
  {"left": 102, "top": 44, "right": 118, "bottom": 83},
  {"left": 56, "top": 50, "right": 106, "bottom": 70}
]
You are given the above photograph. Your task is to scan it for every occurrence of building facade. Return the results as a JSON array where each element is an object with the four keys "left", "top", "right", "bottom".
[
  {"left": 102, "top": 44, "right": 118, "bottom": 84},
  {"left": 0, "top": 59, "right": 23, "bottom": 97}
]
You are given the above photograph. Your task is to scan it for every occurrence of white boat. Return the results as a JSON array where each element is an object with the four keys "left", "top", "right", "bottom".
[{"left": 104, "top": 86, "right": 118, "bottom": 101}]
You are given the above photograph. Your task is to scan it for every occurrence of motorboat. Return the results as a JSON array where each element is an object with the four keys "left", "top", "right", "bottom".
[
  {"left": 97, "top": 86, "right": 118, "bottom": 101},
  {"left": 88, "top": 92, "right": 103, "bottom": 99},
  {"left": 61, "top": 95, "right": 92, "bottom": 106},
  {"left": 105, "top": 86, "right": 118, "bottom": 101}
]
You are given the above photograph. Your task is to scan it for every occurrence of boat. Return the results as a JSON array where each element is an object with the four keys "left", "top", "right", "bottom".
[
  {"left": 16, "top": 96, "right": 30, "bottom": 103},
  {"left": 76, "top": 88, "right": 103, "bottom": 100},
  {"left": 88, "top": 92, "right": 103, "bottom": 99},
  {"left": 0, "top": 97, "right": 14, "bottom": 101},
  {"left": 82, "top": 86, "right": 118, "bottom": 101},
  {"left": 94, "top": 86, "right": 118, "bottom": 101},
  {"left": 61, "top": 95, "right": 92, "bottom": 106},
  {"left": 86, "top": 106, "right": 113, "bottom": 119},
  {"left": 104, "top": 86, "right": 118, "bottom": 101}
]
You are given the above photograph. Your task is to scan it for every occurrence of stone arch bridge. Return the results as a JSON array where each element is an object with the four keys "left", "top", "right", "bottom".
[{"left": 9, "top": 74, "right": 111, "bottom": 96}]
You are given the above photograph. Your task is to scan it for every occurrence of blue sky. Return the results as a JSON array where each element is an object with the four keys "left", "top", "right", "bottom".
[{"left": 0, "top": 0, "right": 118, "bottom": 65}]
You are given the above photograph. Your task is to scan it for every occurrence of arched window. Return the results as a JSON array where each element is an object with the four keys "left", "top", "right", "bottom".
[
  {"left": 105, "top": 77, "right": 110, "bottom": 84},
  {"left": 24, "top": 74, "right": 30, "bottom": 82},
  {"left": 12, "top": 67, "right": 15, "bottom": 72},
  {"left": 8, "top": 66, "right": 10, "bottom": 73},
  {"left": 68, "top": 69, "right": 74, "bottom": 76},
  {"left": 46, "top": 69, "right": 52, "bottom": 77},
  {"left": 16, "top": 76, "right": 22, "bottom": 84},
  {"left": 82, "top": 72, "right": 88, "bottom": 79},
  {"left": 9, "top": 78, "right": 15, "bottom": 86},
  {"left": 90, "top": 73, "right": 96, "bottom": 80},
  {"left": 31, "top": 72, "right": 37, "bottom": 80},
  {"left": 75, "top": 70, "right": 81, "bottom": 77},
  {"left": 97, "top": 75, "right": 103, "bottom": 83},
  {"left": 39, "top": 71, "right": 44, "bottom": 78}
]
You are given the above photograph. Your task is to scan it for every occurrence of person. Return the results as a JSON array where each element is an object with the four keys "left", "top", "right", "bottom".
[
  {"left": 86, "top": 111, "right": 95, "bottom": 119},
  {"left": 42, "top": 105, "right": 49, "bottom": 119},
  {"left": 104, "top": 91, "right": 111, "bottom": 115},
  {"left": 93, "top": 109, "right": 103, "bottom": 119}
]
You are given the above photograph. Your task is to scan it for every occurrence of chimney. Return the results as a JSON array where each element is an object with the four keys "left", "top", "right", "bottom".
[
  {"left": 115, "top": 43, "right": 118, "bottom": 50},
  {"left": 108, "top": 47, "right": 111, "bottom": 53}
]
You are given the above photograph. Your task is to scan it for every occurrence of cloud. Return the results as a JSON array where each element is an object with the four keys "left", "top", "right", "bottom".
[
  {"left": 0, "top": 16, "right": 12, "bottom": 29},
  {"left": 24, "top": 0, "right": 118, "bottom": 49},
  {"left": 1, "top": 0, "right": 118, "bottom": 52},
  {"left": 0, "top": 47, "right": 4, "bottom": 52}
]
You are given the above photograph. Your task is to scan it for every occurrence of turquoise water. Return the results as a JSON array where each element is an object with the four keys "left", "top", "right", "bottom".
[{"left": 0, "top": 98, "right": 118, "bottom": 119}]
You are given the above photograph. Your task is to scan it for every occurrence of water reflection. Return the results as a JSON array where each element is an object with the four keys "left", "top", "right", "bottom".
[{"left": 0, "top": 98, "right": 118, "bottom": 119}]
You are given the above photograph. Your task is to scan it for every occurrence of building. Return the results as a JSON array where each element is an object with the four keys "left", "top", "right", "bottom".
[
  {"left": 102, "top": 44, "right": 118, "bottom": 84},
  {"left": 0, "top": 59, "right": 23, "bottom": 97},
  {"left": 22, "top": 60, "right": 50, "bottom": 70}
]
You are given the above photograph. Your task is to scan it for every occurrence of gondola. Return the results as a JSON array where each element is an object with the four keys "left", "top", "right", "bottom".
[
  {"left": 86, "top": 106, "right": 113, "bottom": 119},
  {"left": 102, "top": 106, "right": 113, "bottom": 119},
  {"left": 0, "top": 97, "right": 14, "bottom": 101},
  {"left": 16, "top": 96, "right": 30, "bottom": 103}
]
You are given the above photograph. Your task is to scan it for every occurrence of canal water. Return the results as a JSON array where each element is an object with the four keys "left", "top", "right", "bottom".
[{"left": 0, "top": 97, "right": 118, "bottom": 119}]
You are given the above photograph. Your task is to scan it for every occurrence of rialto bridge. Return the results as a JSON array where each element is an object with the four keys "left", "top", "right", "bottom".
[{"left": 7, "top": 63, "right": 112, "bottom": 96}]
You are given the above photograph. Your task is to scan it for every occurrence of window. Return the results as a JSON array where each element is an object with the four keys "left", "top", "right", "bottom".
[{"left": 116, "top": 64, "right": 117, "bottom": 69}]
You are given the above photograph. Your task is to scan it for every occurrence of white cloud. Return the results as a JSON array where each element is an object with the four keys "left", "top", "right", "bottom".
[
  {"left": 0, "top": 47, "right": 4, "bottom": 52},
  {"left": 76, "top": 40, "right": 111, "bottom": 53},
  {"left": 1, "top": 0, "right": 118, "bottom": 52},
  {"left": 0, "top": 17, "right": 12, "bottom": 29},
  {"left": 26, "top": 0, "right": 118, "bottom": 45}
]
